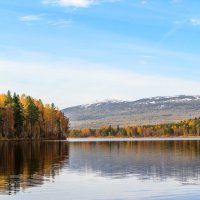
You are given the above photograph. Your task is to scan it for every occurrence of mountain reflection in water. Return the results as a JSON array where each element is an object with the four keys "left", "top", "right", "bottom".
[
  {"left": 1, "top": 140, "right": 200, "bottom": 196},
  {"left": 68, "top": 141, "right": 200, "bottom": 183}
]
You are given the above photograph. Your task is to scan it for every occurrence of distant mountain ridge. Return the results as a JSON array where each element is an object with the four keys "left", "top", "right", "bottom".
[{"left": 63, "top": 95, "right": 200, "bottom": 128}]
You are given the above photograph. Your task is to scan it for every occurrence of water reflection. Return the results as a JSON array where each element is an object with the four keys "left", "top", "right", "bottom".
[
  {"left": 68, "top": 141, "right": 200, "bottom": 183},
  {"left": 1, "top": 140, "right": 200, "bottom": 196},
  {"left": 0, "top": 141, "right": 69, "bottom": 195}
]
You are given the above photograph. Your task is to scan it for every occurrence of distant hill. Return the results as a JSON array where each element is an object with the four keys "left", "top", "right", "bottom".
[{"left": 63, "top": 95, "right": 200, "bottom": 128}]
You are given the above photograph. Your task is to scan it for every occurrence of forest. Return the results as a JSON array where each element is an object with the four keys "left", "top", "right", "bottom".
[
  {"left": 2, "top": 90, "right": 200, "bottom": 139},
  {"left": 0, "top": 91, "right": 69, "bottom": 140},
  {"left": 69, "top": 117, "right": 200, "bottom": 138}
]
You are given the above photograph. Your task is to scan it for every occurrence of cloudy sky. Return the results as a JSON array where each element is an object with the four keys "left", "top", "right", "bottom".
[{"left": 1, "top": 0, "right": 200, "bottom": 108}]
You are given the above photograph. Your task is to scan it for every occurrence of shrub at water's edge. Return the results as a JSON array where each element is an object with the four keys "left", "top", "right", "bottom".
[{"left": 0, "top": 91, "right": 69, "bottom": 140}]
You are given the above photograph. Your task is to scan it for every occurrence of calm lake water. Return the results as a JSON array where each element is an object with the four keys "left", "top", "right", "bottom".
[{"left": 1, "top": 139, "right": 200, "bottom": 199}]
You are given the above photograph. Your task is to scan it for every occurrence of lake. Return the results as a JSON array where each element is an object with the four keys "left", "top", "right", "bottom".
[{"left": 1, "top": 139, "right": 200, "bottom": 199}]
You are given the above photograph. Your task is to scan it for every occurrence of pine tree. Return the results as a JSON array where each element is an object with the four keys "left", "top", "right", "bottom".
[
  {"left": 26, "top": 96, "right": 39, "bottom": 138},
  {"left": 4, "top": 90, "right": 13, "bottom": 106},
  {"left": 13, "top": 93, "right": 24, "bottom": 137}
]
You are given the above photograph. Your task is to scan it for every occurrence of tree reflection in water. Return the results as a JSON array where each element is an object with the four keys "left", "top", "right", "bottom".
[
  {"left": 1, "top": 140, "right": 200, "bottom": 195},
  {"left": 0, "top": 141, "right": 69, "bottom": 195}
]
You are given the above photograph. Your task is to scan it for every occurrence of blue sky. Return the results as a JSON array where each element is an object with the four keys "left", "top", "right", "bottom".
[{"left": 1, "top": 0, "right": 200, "bottom": 107}]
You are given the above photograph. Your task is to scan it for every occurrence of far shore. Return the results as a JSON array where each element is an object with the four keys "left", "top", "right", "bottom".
[{"left": 67, "top": 136, "right": 200, "bottom": 142}]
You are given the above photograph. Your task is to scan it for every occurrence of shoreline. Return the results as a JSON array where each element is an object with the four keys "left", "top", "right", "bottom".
[
  {"left": 0, "top": 138, "right": 67, "bottom": 142},
  {"left": 67, "top": 137, "right": 200, "bottom": 142},
  {"left": 1, "top": 136, "right": 200, "bottom": 142}
]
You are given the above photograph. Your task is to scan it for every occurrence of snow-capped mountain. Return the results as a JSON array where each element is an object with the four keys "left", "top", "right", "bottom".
[{"left": 63, "top": 95, "right": 200, "bottom": 128}]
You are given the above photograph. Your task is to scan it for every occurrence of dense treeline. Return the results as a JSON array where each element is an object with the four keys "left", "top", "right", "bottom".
[
  {"left": 0, "top": 91, "right": 69, "bottom": 140},
  {"left": 70, "top": 117, "right": 200, "bottom": 137}
]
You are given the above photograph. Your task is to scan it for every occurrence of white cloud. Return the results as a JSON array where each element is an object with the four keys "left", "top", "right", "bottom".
[
  {"left": 190, "top": 18, "right": 200, "bottom": 26},
  {"left": 19, "top": 15, "right": 42, "bottom": 22},
  {"left": 1, "top": 58, "right": 200, "bottom": 108},
  {"left": 48, "top": 19, "right": 72, "bottom": 27},
  {"left": 42, "top": 0, "right": 94, "bottom": 7},
  {"left": 19, "top": 14, "right": 72, "bottom": 28},
  {"left": 141, "top": 1, "right": 147, "bottom": 5},
  {"left": 42, "top": 0, "right": 118, "bottom": 8}
]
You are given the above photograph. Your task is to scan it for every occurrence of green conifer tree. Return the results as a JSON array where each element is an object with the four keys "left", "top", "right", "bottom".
[{"left": 13, "top": 93, "right": 24, "bottom": 137}]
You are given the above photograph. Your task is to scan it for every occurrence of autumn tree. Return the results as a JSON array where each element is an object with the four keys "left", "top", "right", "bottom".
[{"left": 0, "top": 91, "right": 69, "bottom": 140}]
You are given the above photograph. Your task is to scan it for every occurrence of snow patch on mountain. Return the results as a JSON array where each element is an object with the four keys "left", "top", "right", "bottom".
[{"left": 80, "top": 99, "right": 126, "bottom": 109}]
